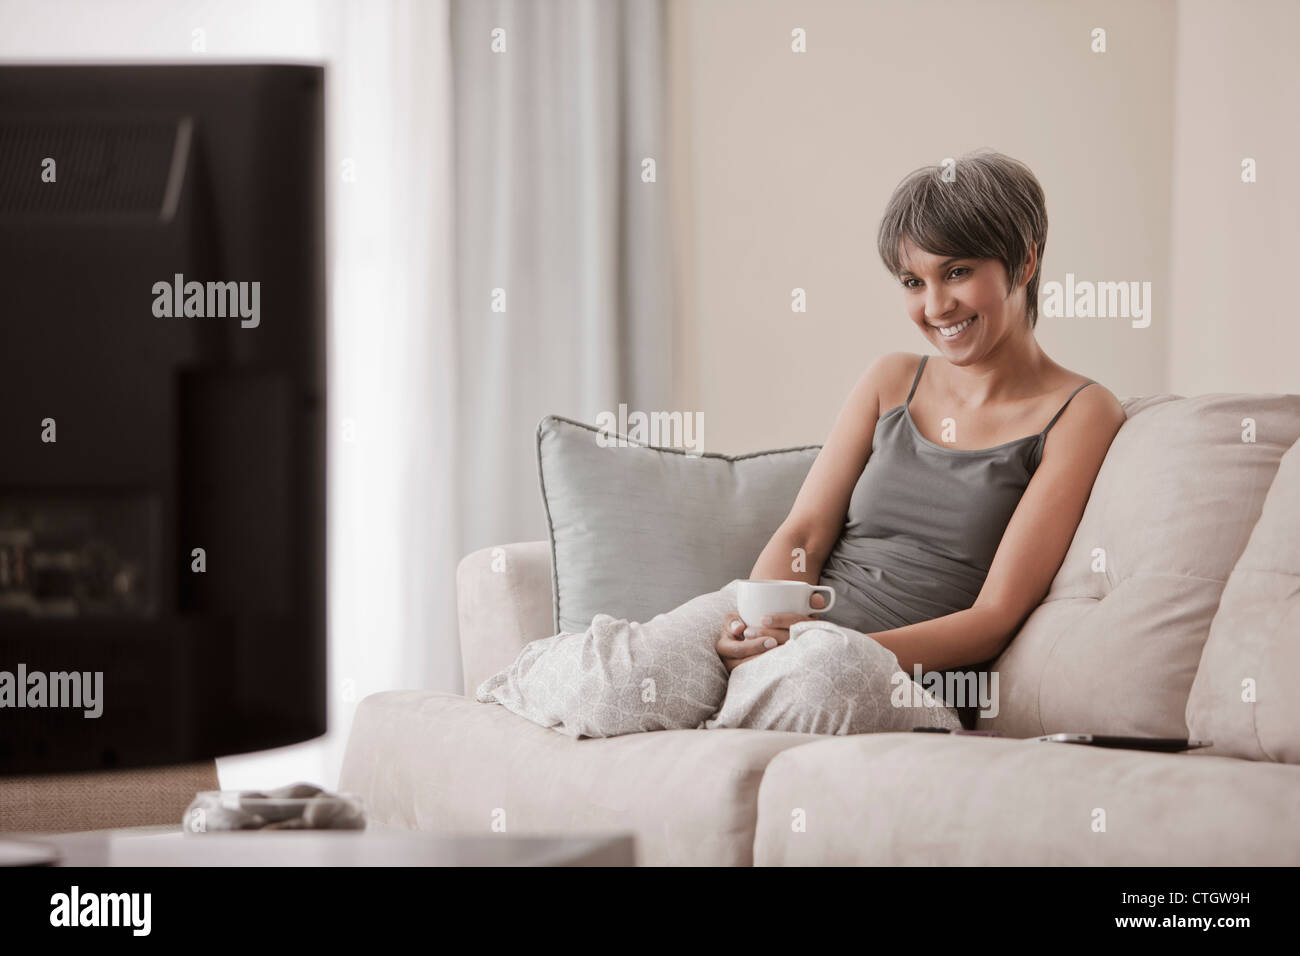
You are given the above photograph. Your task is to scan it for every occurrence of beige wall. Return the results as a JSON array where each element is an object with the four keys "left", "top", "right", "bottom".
[
  {"left": 668, "top": 0, "right": 1184, "bottom": 454},
  {"left": 1168, "top": 0, "right": 1300, "bottom": 397}
]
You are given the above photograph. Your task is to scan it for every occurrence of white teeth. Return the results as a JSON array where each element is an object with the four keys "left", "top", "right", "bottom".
[{"left": 936, "top": 316, "right": 975, "bottom": 337}]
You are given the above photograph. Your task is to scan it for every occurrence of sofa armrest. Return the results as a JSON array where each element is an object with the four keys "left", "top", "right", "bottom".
[{"left": 456, "top": 540, "right": 555, "bottom": 695}]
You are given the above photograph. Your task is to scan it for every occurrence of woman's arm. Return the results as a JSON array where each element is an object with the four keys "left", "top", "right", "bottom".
[
  {"left": 748, "top": 353, "right": 900, "bottom": 582},
  {"left": 865, "top": 384, "right": 1127, "bottom": 674},
  {"left": 717, "top": 355, "right": 899, "bottom": 672}
]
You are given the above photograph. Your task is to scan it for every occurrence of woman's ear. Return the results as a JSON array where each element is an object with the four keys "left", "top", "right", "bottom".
[{"left": 1019, "top": 242, "right": 1038, "bottom": 288}]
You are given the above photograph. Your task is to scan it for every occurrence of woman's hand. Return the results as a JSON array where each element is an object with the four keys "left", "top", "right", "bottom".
[{"left": 715, "top": 592, "right": 828, "bottom": 673}]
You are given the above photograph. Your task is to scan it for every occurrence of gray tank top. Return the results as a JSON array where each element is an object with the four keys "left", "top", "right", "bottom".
[{"left": 819, "top": 354, "right": 1096, "bottom": 647}]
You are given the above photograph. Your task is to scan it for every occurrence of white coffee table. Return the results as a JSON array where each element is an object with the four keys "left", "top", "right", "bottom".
[{"left": 7, "top": 825, "right": 636, "bottom": 866}]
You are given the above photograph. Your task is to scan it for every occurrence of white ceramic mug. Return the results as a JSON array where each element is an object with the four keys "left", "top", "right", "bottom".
[{"left": 736, "top": 579, "right": 836, "bottom": 627}]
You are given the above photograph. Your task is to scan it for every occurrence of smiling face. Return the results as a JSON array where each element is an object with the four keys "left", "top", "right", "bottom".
[{"left": 896, "top": 237, "right": 1036, "bottom": 362}]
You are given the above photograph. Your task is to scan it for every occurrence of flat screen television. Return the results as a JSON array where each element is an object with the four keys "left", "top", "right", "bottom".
[{"left": 0, "top": 64, "right": 326, "bottom": 775}]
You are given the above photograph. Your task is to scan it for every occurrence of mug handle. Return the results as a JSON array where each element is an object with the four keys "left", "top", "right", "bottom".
[{"left": 809, "top": 586, "right": 836, "bottom": 613}]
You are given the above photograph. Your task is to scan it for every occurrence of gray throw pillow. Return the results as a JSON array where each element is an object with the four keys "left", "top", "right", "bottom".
[{"left": 537, "top": 414, "right": 820, "bottom": 634}]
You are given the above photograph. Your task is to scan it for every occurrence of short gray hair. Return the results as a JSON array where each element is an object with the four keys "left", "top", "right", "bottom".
[{"left": 877, "top": 149, "right": 1048, "bottom": 329}]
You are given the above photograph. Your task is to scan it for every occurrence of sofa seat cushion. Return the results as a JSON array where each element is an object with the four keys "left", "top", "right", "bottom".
[
  {"left": 980, "top": 393, "right": 1300, "bottom": 739},
  {"left": 339, "top": 690, "right": 819, "bottom": 866},
  {"left": 753, "top": 733, "right": 1300, "bottom": 865}
]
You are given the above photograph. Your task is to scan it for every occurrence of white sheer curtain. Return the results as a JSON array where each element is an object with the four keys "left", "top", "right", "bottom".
[{"left": 227, "top": 0, "right": 459, "bottom": 790}]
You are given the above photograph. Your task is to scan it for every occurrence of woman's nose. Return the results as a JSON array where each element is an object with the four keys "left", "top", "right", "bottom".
[{"left": 925, "top": 290, "right": 955, "bottom": 321}]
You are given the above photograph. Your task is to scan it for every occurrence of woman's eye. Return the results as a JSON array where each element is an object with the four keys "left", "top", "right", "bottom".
[{"left": 902, "top": 267, "right": 969, "bottom": 290}]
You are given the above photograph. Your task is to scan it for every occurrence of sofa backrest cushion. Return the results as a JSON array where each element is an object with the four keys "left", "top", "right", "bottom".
[
  {"left": 1186, "top": 437, "right": 1300, "bottom": 762},
  {"left": 537, "top": 415, "right": 818, "bottom": 633},
  {"left": 978, "top": 393, "right": 1300, "bottom": 739}
]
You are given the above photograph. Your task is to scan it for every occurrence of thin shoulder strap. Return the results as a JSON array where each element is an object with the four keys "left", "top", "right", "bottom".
[
  {"left": 905, "top": 355, "right": 928, "bottom": 406},
  {"left": 1041, "top": 381, "right": 1098, "bottom": 436}
]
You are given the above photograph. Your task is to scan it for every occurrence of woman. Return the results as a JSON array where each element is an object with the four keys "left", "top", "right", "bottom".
[{"left": 476, "top": 149, "right": 1127, "bottom": 738}]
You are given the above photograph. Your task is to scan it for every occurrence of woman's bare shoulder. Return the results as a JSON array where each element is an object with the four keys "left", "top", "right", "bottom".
[
  {"left": 1045, "top": 367, "right": 1127, "bottom": 437},
  {"left": 1053, "top": 366, "right": 1123, "bottom": 411},
  {"left": 867, "top": 351, "right": 925, "bottom": 413}
]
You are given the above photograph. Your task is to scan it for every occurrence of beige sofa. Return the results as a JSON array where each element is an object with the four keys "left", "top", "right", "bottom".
[{"left": 340, "top": 394, "right": 1300, "bottom": 865}]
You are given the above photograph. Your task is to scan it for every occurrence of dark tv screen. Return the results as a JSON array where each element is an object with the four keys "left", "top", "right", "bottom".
[{"left": 0, "top": 64, "right": 326, "bottom": 775}]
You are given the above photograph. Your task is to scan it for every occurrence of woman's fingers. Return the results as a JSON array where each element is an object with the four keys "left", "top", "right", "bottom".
[
  {"left": 717, "top": 633, "right": 775, "bottom": 661},
  {"left": 721, "top": 601, "right": 829, "bottom": 671},
  {"left": 717, "top": 613, "right": 773, "bottom": 665}
]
